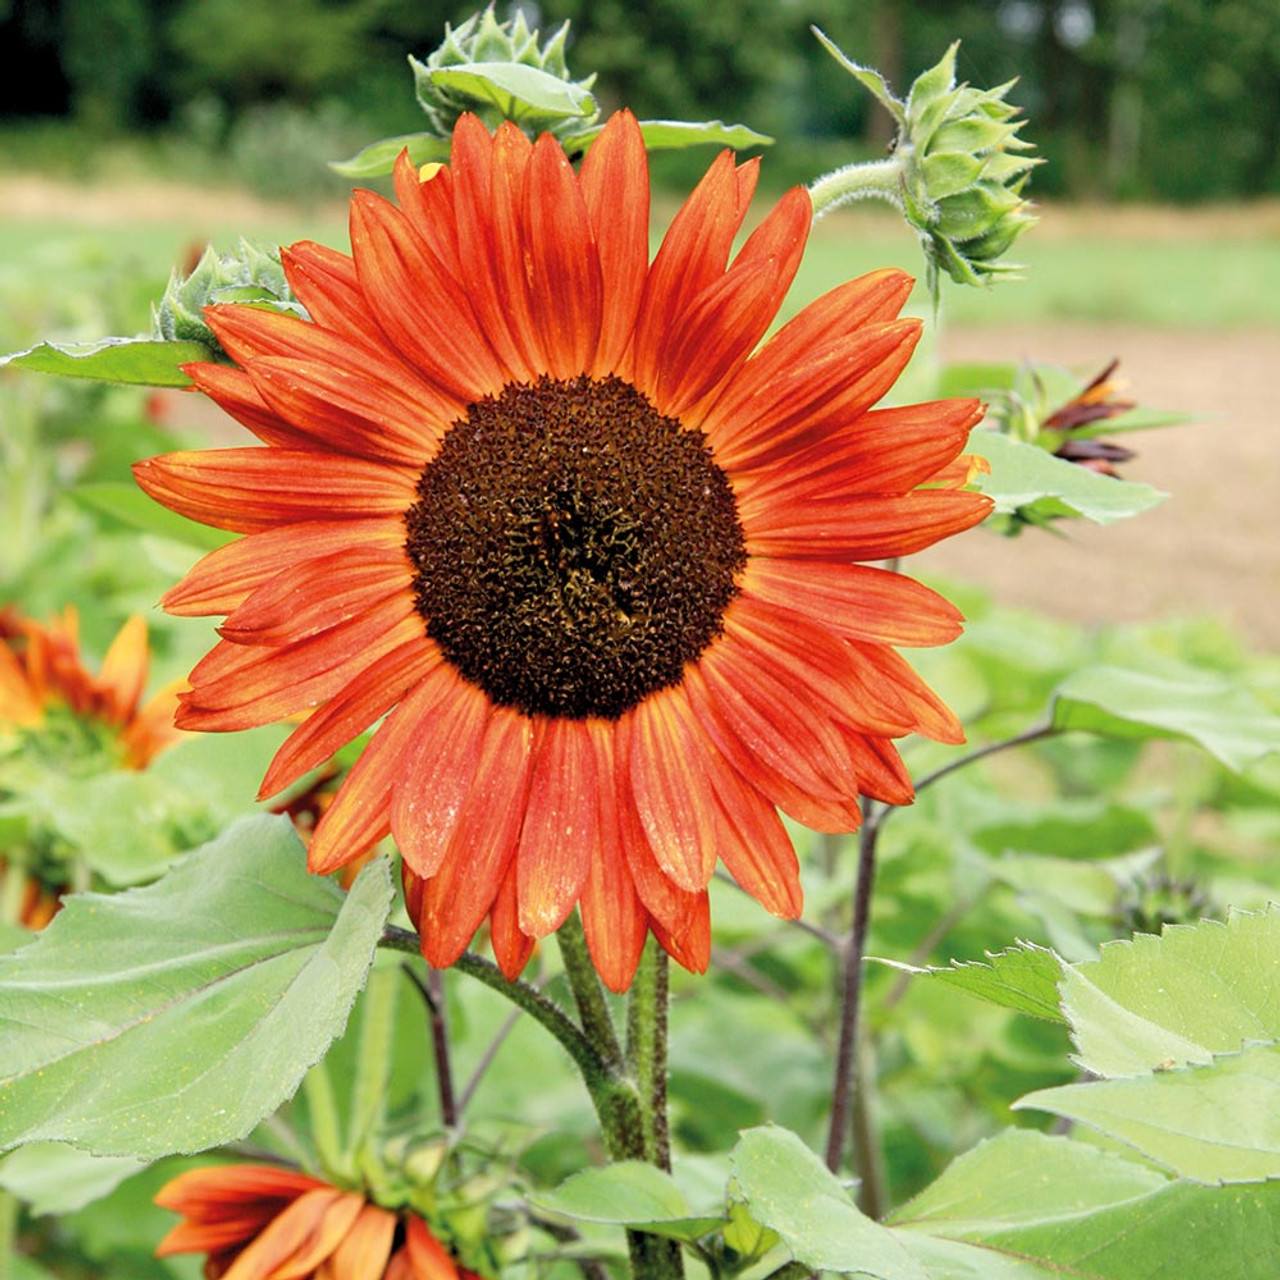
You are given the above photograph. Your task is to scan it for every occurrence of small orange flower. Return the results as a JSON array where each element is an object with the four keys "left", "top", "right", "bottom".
[
  {"left": 135, "top": 111, "right": 990, "bottom": 990},
  {"left": 155, "top": 1164, "right": 482, "bottom": 1280},
  {"left": 0, "top": 606, "right": 183, "bottom": 769},
  {"left": 0, "top": 606, "right": 185, "bottom": 927},
  {"left": 1043, "top": 358, "right": 1137, "bottom": 477}
]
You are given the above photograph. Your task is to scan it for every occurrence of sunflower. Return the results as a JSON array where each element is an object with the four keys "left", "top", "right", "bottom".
[
  {"left": 155, "top": 1163, "right": 481, "bottom": 1280},
  {"left": 0, "top": 606, "right": 184, "bottom": 926},
  {"left": 134, "top": 111, "right": 990, "bottom": 991}
]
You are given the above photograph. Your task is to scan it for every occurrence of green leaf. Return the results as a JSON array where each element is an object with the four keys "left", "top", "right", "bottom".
[
  {"left": 1017, "top": 1042, "right": 1280, "bottom": 1183},
  {"left": 0, "top": 816, "right": 393, "bottom": 1159},
  {"left": 529, "top": 1162, "right": 725, "bottom": 1243},
  {"left": 892, "top": 1128, "right": 1280, "bottom": 1279},
  {"left": 0, "top": 338, "right": 209, "bottom": 387},
  {"left": 72, "top": 482, "right": 234, "bottom": 551},
  {"left": 913, "top": 942, "right": 1067, "bottom": 1023},
  {"left": 731, "top": 1126, "right": 928, "bottom": 1278},
  {"left": 0, "top": 1142, "right": 146, "bottom": 1215},
  {"left": 811, "top": 27, "right": 906, "bottom": 126},
  {"left": 1062, "top": 910, "right": 1280, "bottom": 1077},
  {"left": 563, "top": 118, "right": 773, "bottom": 154},
  {"left": 1051, "top": 666, "right": 1280, "bottom": 772},
  {"left": 428, "top": 62, "right": 595, "bottom": 120},
  {"left": 329, "top": 132, "right": 453, "bottom": 179},
  {"left": 966, "top": 428, "right": 1167, "bottom": 524}
]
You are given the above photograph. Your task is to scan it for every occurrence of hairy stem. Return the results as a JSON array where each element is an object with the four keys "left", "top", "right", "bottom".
[
  {"left": 557, "top": 911, "right": 626, "bottom": 1075},
  {"left": 626, "top": 942, "right": 672, "bottom": 1171},
  {"left": 808, "top": 156, "right": 904, "bottom": 219}
]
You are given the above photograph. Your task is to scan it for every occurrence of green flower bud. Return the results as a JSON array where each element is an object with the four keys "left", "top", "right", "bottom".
[
  {"left": 811, "top": 30, "right": 1040, "bottom": 295},
  {"left": 151, "top": 238, "right": 304, "bottom": 357},
  {"left": 409, "top": 2, "right": 598, "bottom": 143}
]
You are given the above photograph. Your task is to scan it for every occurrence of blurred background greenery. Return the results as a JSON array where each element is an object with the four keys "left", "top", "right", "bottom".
[{"left": 0, "top": 0, "right": 1277, "bottom": 203}]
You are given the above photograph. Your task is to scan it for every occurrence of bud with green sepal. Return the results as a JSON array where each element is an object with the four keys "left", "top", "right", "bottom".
[
  {"left": 333, "top": 4, "right": 771, "bottom": 180},
  {"left": 151, "top": 238, "right": 306, "bottom": 358},
  {"left": 809, "top": 30, "right": 1040, "bottom": 299}
]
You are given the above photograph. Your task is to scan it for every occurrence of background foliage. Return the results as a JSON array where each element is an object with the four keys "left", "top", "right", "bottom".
[{"left": 1, "top": 0, "right": 1278, "bottom": 201}]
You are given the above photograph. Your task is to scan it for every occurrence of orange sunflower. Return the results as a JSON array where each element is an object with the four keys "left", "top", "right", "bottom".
[
  {"left": 0, "top": 606, "right": 182, "bottom": 769},
  {"left": 155, "top": 1163, "right": 481, "bottom": 1280},
  {"left": 134, "top": 111, "right": 990, "bottom": 990}
]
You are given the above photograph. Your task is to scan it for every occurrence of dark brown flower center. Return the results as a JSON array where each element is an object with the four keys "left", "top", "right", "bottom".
[{"left": 404, "top": 375, "right": 745, "bottom": 720}]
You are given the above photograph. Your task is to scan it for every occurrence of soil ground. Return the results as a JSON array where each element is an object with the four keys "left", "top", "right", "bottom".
[{"left": 4, "top": 176, "right": 1276, "bottom": 651}]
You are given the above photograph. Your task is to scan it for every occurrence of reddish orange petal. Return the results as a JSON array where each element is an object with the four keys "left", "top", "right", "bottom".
[
  {"left": 324, "top": 1203, "right": 397, "bottom": 1280},
  {"left": 705, "top": 752, "right": 803, "bottom": 918},
  {"left": 391, "top": 669, "right": 493, "bottom": 879},
  {"left": 655, "top": 186, "right": 810, "bottom": 419},
  {"left": 185, "top": 363, "right": 303, "bottom": 449},
  {"left": 279, "top": 240, "right": 371, "bottom": 342},
  {"left": 418, "top": 706, "right": 534, "bottom": 968},
  {"left": 581, "top": 111, "right": 649, "bottom": 376},
  {"left": 244, "top": 356, "right": 445, "bottom": 469},
  {"left": 133, "top": 449, "right": 416, "bottom": 535},
  {"left": 179, "top": 596, "right": 421, "bottom": 731},
  {"left": 308, "top": 671, "right": 447, "bottom": 874},
  {"left": 96, "top": 614, "right": 149, "bottom": 723},
  {"left": 449, "top": 117, "right": 540, "bottom": 381},
  {"left": 624, "top": 686, "right": 719, "bottom": 893},
  {"left": 743, "top": 488, "right": 993, "bottom": 562},
  {"left": 403, "top": 1216, "right": 461, "bottom": 1280},
  {"left": 155, "top": 1164, "right": 325, "bottom": 1216},
  {"left": 220, "top": 1187, "right": 362, "bottom": 1280},
  {"left": 516, "top": 718, "right": 596, "bottom": 937},
  {"left": 259, "top": 638, "right": 439, "bottom": 800},
  {"left": 523, "top": 133, "right": 603, "bottom": 378},
  {"left": 742, "top": 559, "right": 964, "bottom": 648},
  {"left": 162, "top": 519, "right": 402, "bottom": 618},
  {"left": 349, "top": 189, "right": 508, "bottom": 401},
  {"left": 489, "top": 858, "right": 536, "bottom": 982},
  {"left": 848, "top": 641, "right": 966, "bottom": 744},
  {"left": 683, "top": 661, "right": 863, "bottom": 833},
  {"left": 392, "top": 149, "right": 462, "bottom": 280},
  {"left": 627, "top": 150, "right": 757, "bottom": 393}
]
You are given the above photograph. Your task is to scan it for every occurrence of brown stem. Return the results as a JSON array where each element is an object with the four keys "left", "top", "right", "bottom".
[
  {"left": 824, "top": 801, "right": 882, "bottom": 1175},
  {"left": 404, "top": 962, "right": 458, "bottom": 1128}
]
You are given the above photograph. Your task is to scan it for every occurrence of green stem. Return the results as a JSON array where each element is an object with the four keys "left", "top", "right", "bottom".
[
  {"left": 626, "top": 941, "right": 672, "bottom": 1171},
  {"left": 348, "top": 965, "right": 399, "bottom": 1155},
  {"left": 807, "top": 156, "right": 904, "bottom": 219},
  {"left": 0, "top": 1189, "right": 15, "bottom": 1280},
  {"left": 302, "top": 1060, "right": 349, "bottom": 1182},
  {"left": 557, "top": 912, "right": 626, "bottom": 1075}
]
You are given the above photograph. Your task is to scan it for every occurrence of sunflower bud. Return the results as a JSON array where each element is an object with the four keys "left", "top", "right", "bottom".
[
  {"left": 409, "top": 2, "right": 598, "bottom": 143},
  {"left": 151, "top": 238, "right": 304, "bottom": 356},
  {"left": 811, "top": 31, "right": 1039, "bottom": 293}
]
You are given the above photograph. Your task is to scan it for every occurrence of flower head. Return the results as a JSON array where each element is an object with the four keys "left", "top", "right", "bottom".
[
  {"left": 0, "top": 606, "right": 184, "bottom": 926},
  {"left": 0, "top": 606, "right": 182, "bottom": 771},
  {"left": 155, "top": 1163, "right": 482, "bottom": 1280},
  {"left": 1042, "top": 358, "right": 1137, "bottom": 477},
  {"left": 135, "top": 112, "right": 990, "bottom": 990}
]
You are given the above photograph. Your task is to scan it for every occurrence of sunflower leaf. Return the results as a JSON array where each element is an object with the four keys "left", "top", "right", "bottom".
[
  {"left": 0, "top": 816, "right": 393, "bottom": 1160},
  {"left": 891, "top": 1128, "right": 1280, "bottom": 1278},
  {"left": 427, "top": 62, "right": 596, "bottom": 121},
  {"left": 329, "top": 131, "right": 453, "bottom": 179},
  {"left": 912, "top": 941, "right": 1068, "bottom": 1023},
  {"left": 1060, "top": 909, "right": 1280, "bottom": 1078},
  {"left": 0, "top": 337, "right": 209, "bottom": 386},
  {"left": 1015, "top": 1042, "right": 1280, "bottom": 1183},
  {"left": 730, "top": 1126, "right": 929, "bottom": 1278},
  {"left": 1050, "top": 665, "right": 1280, "bottom": 772},
  {"left": 529, "top": 1162, "right": 726, "bottom": 1243},
  {"left": 964, "top": 428, "right": 1167, "bottom": 525},
  {"left": 0, "top": 1142, "right": 147, "bottom": 1216},
  {"left": 562, "top": 119, "right": 773, "bottom": 154}
]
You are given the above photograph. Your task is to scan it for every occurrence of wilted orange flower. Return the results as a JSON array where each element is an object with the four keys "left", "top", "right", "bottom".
[
  {"left": 1044, "top": 357, "right": 1137, "bottom": 477},
  {"left": 0, "top": 607, "right": 184, "bottom": 927},
  {"left": 155, "top": 1164, "right": 481, "bottom": 1280},
  {"left": 134, "top": 111, "right": 990, "bottom": 990},
  {"left": 0, "top": 606, "right": 182, "bottom": 769}
]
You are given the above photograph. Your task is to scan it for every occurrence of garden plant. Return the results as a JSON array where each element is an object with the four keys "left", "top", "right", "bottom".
[{"left": 1, "top": 9, "right": 1279, "bottom": 1279}]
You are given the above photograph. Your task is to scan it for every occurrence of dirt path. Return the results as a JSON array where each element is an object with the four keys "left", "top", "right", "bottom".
[{"left": 916, "top": 325, "right": 1279, "bottom": 651}]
